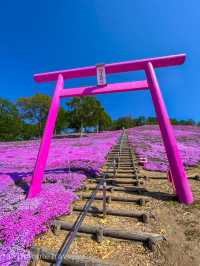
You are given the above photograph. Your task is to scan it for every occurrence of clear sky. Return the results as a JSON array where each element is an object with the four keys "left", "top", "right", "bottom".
[{"left": 0, "top": 1, "right": 199, "bottom": 121}]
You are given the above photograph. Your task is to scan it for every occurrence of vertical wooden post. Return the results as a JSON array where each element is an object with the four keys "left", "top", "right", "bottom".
[
  {"left": 102, "top": 177, "right": 107, "bottom": 218},
  {"left": 28, "top": 74, "right": 64, "bottom": 198}
]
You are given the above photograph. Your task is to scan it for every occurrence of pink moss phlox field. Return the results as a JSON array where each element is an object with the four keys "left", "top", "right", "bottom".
[
  {"left": 128, "top": 125, "right": 200, "bottom": 172},
  {"left": 0, "top": 131, "right": 121, "bottom": 265},
  {"left": 0, "top": 184, "right": 75, "bottom": 266}
]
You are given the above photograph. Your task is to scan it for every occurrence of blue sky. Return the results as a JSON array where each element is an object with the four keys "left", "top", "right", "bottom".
[{"left": 0, "top": 0, "right": 199, "bottom": 121}]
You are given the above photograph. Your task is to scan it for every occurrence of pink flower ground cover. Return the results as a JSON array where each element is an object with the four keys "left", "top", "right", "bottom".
[
  {"left": 128, "top": 125, "right": 200, "bottom": 172},
  {"left": 0, "top": 131, "right": 120, "bottom": 265}
]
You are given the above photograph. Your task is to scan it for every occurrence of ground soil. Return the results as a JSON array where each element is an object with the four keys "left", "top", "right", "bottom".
[{"left": 32, "top": 164, "right": 200, "bottom": 266}]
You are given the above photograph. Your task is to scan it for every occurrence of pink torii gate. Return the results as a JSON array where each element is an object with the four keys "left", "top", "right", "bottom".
[{"left": 28, "top": 54, "right": 193, "bottom": 205}]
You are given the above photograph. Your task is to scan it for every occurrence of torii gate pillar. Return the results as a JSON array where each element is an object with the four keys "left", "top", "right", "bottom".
[{"left": 145, "top": 62, "right": 192, "bottom": 204}]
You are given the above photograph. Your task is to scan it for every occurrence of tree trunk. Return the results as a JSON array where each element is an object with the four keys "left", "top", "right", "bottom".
[
  {"left": 96, "top": 123, "right": 99, "bottom": 133},
  {"left": 80, "top": 121, "right": 83, "bottom": 137}
]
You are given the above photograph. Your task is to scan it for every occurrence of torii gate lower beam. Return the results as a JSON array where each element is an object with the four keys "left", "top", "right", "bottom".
[{"left": 28, "top": 54, "right": 193, "bottom": 205}]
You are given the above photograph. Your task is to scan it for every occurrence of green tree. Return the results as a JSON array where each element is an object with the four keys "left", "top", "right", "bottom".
[
  {"left": 55, "top": 107, "right": 69, "bottom": 135},
  {"left": 20, "top": 123, "right": 39, "bottom": 140},
  {"left": 67, "top": 97, "right": 86, "bottom": 132},
  {"left": 146, "top": 117, "right": 157, "bottom": 125},
  {"left": 135, "top": 116, "right": 146, "bottom": 126},
  {"left": 170, "top": 118, "right": 178, "bottom": 125},
  {"left": 67, "top": 96, "right": 110, "bottom": 132},
  {"left": 112, "top": 116, "right": 135, "bottom": 130},
  {"left": 17, "top": 93, "right": 51, "bottom": 135},
  {"left": 185, "top": 119, "right": 195, "bottom": 125},
  {"left": 98, "top": 110, "right": 112, "bottom": 131},
  {"left": 17, "top": 93, "right": 68, "bottom": 136},
  {"left": 0, "top": 98, "right": 22, "bottom": 141},
  {"left": 178, "top": 119, "right": 195, "bottom": 125}
]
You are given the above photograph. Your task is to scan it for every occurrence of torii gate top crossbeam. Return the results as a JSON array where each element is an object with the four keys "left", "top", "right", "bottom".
[{"left": 34, "top": 54, "right": 186, "bottom": 83}]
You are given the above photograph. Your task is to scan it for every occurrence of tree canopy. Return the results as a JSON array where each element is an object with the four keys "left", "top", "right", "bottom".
[
  {"left": 0, "top": 94, "right": 199, "bottom": 141},
  {"left": 17, "top": 93, "right": 51, "bottom": 135},
  {"left": 0, "top": 98, "right": 22, "bottom": 141},
  {"left": 17, "top": 93, "right": 68, "bottom": 136},
  {"left": 66, "top": 96, "right": 112, "bottom": 132}
]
